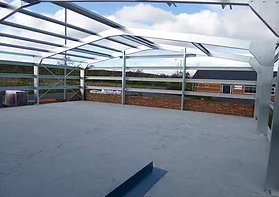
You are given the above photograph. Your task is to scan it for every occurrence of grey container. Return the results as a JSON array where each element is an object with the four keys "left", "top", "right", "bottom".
[{"left": 4, "top": 90, "right": 28, "bottom": 107}]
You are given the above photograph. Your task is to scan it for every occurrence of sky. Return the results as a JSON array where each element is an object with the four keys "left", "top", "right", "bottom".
[{"left": 0, "top": 0, "right": 277, "bottom": 75}]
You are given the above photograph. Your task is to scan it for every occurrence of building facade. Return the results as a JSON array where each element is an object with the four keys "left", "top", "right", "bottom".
[{"left": 192, "top": 70, "right": 276, "bottom": 100}]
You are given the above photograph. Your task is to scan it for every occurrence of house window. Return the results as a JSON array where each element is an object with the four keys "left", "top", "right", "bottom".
[
  {"left": 205, "top": 84, "right": 209, "bottom": 88},
  {"left": 196, "top": 83, "right": 199, "bottom": 87},
  {"left": 244, "top": 85, "right": 256, "bottom": 94}
]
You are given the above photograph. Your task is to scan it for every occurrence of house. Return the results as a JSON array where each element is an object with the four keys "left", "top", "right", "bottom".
[{"left": 192, "top": 70, "right": 277, "bottom": 99}]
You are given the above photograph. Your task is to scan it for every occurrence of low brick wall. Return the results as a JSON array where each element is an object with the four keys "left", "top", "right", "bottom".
[
  {"left": 126, "top": 96, "right": 181, "bottom": 110},
  {"left": 185, "top": 100, "right": 254, "bottom": 117},
  {"left": 85, "top": 92, "right": 121, "bottom": 104},
  {"left": 85, "top": 92, "right": 254, "bottom": 117}
]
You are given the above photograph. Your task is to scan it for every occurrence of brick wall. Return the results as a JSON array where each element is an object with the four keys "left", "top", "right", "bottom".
[
  {"left": 126, "top": 96, "right": 181, "bottom": 110},
  {"left": 85, "top": 92, "right": 254, "bottom": 117},
  {"left": 185, "top": 100, "right": 254, "bottom": 117},
  {"left": 196, "top": 83, "right": 221, "bottom": 93},
  {"left": 85, "top": 91, "right": 121, "bottom": 104}
]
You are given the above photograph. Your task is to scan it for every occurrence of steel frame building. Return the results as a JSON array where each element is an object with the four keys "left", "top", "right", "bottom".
[{"left": 0, "top": 0, "right": 279, "bottom": 195}]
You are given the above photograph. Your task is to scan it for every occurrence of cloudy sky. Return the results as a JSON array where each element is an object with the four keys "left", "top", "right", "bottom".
[{"left": 0, "top": 0, "right": 277, "bottom": 75}]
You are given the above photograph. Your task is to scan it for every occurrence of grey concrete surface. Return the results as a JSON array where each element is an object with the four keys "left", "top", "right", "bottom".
[{"left": 0, "top": 101, "right": 270, "bottom": 197}]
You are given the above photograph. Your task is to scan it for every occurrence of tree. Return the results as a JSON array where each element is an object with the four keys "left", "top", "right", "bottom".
[{"left": 135, "top": 69, "right": 143, "bottom": 73}]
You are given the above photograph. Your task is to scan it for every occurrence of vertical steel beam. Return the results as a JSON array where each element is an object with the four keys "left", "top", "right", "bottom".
[
  {"left": 265, "top": 67, "right": 279, "bottom": 196},
  {"left": 256, "top": 66, "right": 273, "bottom": 134},
  {"left": 0, "top": 91, "right": 3, "bottom": 108},
  {"left": 80, "top": 68, "right": 85, "bottom": 101},
  {"left": 33, "top": 64, "right": 39, "bottom": 105},
  {"left": 249, "top": 58, "right": 261, "bottom": 120},
  {"left": 122, "top": 51, "right": 126, "bottom": 105},
  {"left": 181, "top": 48, "right": 187, "bottom": 111},
  {"left": 63, "top": 8, "right": 67, "bottom": 101},
  {"left": 254, "top": 71, "right": 262, "bottom": 120},
  {"left": 249, "top": 41, "right": 276, "bottom": 134}
]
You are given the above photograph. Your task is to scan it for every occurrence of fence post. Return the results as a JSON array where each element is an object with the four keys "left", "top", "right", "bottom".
[
  {"left": 80, "top": 68, "right": 85, "bottom": 101},
  {"left": 33, "top": 64, "right": 39, "bottom": 105},
  {"left": 122, "top": 51, "right": 126, "bottom": 105},
  {"left": 181, "top": 48, "right": 187, "bottom": 111}
]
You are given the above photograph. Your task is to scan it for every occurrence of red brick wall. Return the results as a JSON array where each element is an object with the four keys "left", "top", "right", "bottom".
[
  {"left": 185, "top": 100, "right": 254, "bottom": 117},
  {"left": 85, "top": 92, "right": 254, "bottom": 117},
  {"left": 85, "top": 91, "right": 121, "bottom": 104},
  {"left": 126, "top": 96, "right": 181, "bottom": 110},
  {"left": 195, "top": 83, "right": 221, "bottom": 93}
]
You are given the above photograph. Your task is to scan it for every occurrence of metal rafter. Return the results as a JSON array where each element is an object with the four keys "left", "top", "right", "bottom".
[
  {"left": 0, "top": 49, "right": 85, "bottom": 63},
  {"left": 191, "top": 42, "right": 210, "bottom": 55},
  {"left": 52, "top": 2, "right": 158, "bottom": 49},
  {"left": 0, "top": 2, "right": 135, "bottom": 52},
  {"left": 40, "top": 27, "right": 252, "bottom": 61},
  {"left": 0, "top": 0, "right": 37, "bottom": 23},
  {"left": 0, "top": 25, "right": 118, "bottom": 59},
  {"left": 0, "top": 1, "right": 134, "bottom": 51},
  {"left": 0, "top": 42, "right": 97, "bottom": 60}
]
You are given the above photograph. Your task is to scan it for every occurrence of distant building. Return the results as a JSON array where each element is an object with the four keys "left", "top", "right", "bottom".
[{"left": 192, "top": 70, "right": 277, "bottom": 99}]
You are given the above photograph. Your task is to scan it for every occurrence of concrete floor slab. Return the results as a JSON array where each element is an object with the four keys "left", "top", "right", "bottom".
[{"left": 0, "top": 101, "right": 270, "bottom": 197}]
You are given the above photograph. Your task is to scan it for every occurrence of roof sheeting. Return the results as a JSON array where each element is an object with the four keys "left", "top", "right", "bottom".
[{"left": 192, "top": 70, "right": 278, "bottom": 81}]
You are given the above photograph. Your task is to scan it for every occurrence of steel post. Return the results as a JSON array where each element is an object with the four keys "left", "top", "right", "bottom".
[
  {"left": 254, "top": 71, "right": 262, "bottom": 120},
  {"left": 80, "top": 68, "right": 85, "bottom": 100},
  {"left": 0, "top": 91, "right": 3, "bottom": 108},
  {"left": 33, "top": 64, "right": 39, "bottom": 105},
  {"left": 265, "top": 66, "right": 279, "bottom": 196},
  {"left": 181, "top": 48, "right": 187, "bottom": 111},
  {"left": 63, "top": 8, "right": 67, "bottom": 101},
  {"left": 249, "top": 41, "right": 276, "bottom": 134},
  {"left": 122, "top": 51, "right": 126, "bottom": 104}
]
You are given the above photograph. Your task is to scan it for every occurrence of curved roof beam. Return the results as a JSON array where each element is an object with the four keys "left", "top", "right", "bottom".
[
  {"left": 125, "top": 28, "right": 251, "bottom": 50},
  {"left": 40, "top": 28, "right": 125, "bottom": 61},
  {"left": 89, "top": 43, "right": 253, "bottom": 65},
  {"left": 40, "top": 27, "right": 251, "bottom": 61}
]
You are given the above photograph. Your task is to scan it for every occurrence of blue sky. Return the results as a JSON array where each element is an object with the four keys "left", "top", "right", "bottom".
[{"left": 29, "top": 2, "right": 207, "bottom": 16}]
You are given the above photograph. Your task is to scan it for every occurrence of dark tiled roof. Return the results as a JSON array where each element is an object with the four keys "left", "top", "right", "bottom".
[{"left": 192, "top": 70, "right": 277, "bottom": 81}]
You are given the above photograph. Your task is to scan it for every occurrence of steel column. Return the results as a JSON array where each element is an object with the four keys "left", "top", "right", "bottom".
[
  {"left": 181, "top": 48, "right": 187, "bottom": 111},
  {"left": 265, "top": 67, "right": 279, "bottom": 196},
  {"left": 64, "top": 8, "right": 67, "bottom": 101},
  {"left": 254, "top": 71, "right": 262, "bottom": 120},
  {"left": 0, "top": 91, "right": 3, "bottom": 108},
  {"left": 249, "top": 41, "right": 276, "bottom": 134},
  {"left": 33, "top": 64, "right": 39, "bottom": 105},
  {"left": 122, "top": 51, "right": 126, "bottom": 104},
  {"left": 80, "top": 68, "right": 85, "bottom": 100},
  {"left": 257, "top": 66, "right": 273, "bottom": 134}
]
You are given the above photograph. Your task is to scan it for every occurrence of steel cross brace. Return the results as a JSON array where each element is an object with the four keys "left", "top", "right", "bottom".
[{"left": 39, "top": 65, "right": 82, "bottom": 99}]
